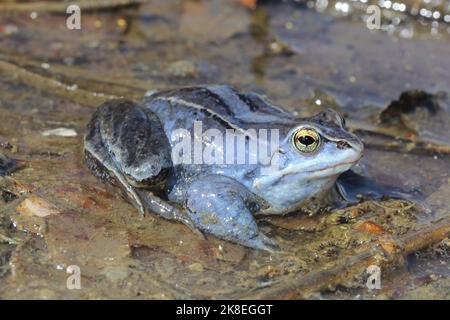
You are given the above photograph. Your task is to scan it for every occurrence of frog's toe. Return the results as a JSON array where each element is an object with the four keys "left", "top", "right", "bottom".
[
  {"left": 176, "top": 215, "right": 206, "bottom": 240},
  {"left": 135, "top": 189, "right": 205, "bottom": 239},
  {"left": 246, "top": 233, "right": 279, "bottom": 253}
]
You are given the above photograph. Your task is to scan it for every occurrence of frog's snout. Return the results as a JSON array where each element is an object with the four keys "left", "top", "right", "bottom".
[{"left": 345, "top": 133, "right": 364, "bottom": 158}]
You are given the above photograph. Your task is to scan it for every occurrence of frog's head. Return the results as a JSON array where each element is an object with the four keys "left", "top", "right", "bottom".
[{"left": 254, "top": 109, "right": 363, "bottom": 204}]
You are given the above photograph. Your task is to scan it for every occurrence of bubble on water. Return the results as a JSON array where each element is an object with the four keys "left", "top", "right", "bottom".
[
  {"left": 335, "top": 2, "right": 350, "bottom": 13},
  {"left": 400, "top": 27, "right": 414, "bottom": 38},
  {"left": 316, "top": 0, "right": 329, "bottom": 11},
  {"left": 285, "top": 21, "right": 294, "bottom": 30}
]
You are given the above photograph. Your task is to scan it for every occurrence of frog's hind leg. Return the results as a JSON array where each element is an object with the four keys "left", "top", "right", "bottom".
[
  {"left": 86, "top": 98, "right": 171, "bottom": 216},
  {"left": 85, "top": 99, "right": 203, "bottom": 237},
  {"left": 185, "top": 175, "right": 278, "bottom": 252},
  {"left": 96, "top": 99, "right": 173, "bottom": 186},
  {"left": 84, "top": 110, "right": 147, "bottom": 216}
]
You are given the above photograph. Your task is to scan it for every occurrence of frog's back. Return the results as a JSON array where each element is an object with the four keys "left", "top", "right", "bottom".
[{"left": 143, "top": 85, "right": 298, "bottom": 135}]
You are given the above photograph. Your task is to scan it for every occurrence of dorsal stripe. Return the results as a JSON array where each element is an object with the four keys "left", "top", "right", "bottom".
[{"left": 154, "top": 96, "right": 258, "bottom": 140}]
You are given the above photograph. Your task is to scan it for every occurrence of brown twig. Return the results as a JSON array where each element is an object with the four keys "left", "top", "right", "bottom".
[
  {"left": 0, "top": 53, "right": 149, "bottom": 98},
  {"left": 346, "top": 120, "right": 450, "bottom": 155},
  {"left": 0, "top": 59, "right": 116, "bottom": 107},
  {"left": 361, "top": 138, "right": 450, "bottom": 155}
]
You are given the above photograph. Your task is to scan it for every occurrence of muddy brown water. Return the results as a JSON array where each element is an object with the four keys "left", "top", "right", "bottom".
[{"left": 0, "top": 0, "right": 449, "bottom": 299}]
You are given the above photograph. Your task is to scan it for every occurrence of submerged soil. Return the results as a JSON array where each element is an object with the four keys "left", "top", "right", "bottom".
[{"left": 0, "top": 0, "right": 449, "bottom": 299}]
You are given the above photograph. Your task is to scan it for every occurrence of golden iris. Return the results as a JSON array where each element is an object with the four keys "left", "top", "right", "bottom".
[{"left": 292, "top": 129, "right": 320, "bottom": 153}]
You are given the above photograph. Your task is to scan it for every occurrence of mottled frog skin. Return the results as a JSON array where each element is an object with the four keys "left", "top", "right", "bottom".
[{"left": 84, "top": 85, "right": 363, "bottom": 251}]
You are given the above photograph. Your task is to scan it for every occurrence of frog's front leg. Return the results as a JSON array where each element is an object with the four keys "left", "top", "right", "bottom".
[{"left": 184, "top": 175, "right": 278, "bottom": 251}]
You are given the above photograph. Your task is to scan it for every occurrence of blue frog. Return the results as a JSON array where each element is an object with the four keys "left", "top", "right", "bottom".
[{"left": 84, "top": 85, "right": 363, "bottom": 251}]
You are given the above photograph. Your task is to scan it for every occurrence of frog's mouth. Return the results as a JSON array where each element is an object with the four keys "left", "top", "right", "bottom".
[
  {"left": 254, "top": 153, "right": 362, "bottom": 190},
  {"left": 305, "top": 159, "right": 360, "bottom": 178}
]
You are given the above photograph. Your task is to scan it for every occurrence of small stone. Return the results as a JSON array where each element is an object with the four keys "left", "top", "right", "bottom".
[
  {"left": 16, "top": 197, "right": 60, "bottom": 217},
  {"left": 356, "top": 220, "right": 386, "bottom": 235},
  {"left": 167, "top": 60, "right": 198, "bottom": 78},
  {"left": 42, "top": 128, "right": 77, "bottom": 137},
  {"left": 429, "top": 274, "right": 439, "bottom": 281},
  {"left": 378, "top": 237, "right": 398, "bottom": 256},
  {"left": 3, "top": 24, "right": 19, "bottom": 35},
  {"left": 187, "top": 262, "right": 204, "bottom": 272},
  {"left": 102, "top": 266, "right": 130, "bottom": 282},
  {"left": 257, "top": 265, "right": 281, "bottom": 278}
]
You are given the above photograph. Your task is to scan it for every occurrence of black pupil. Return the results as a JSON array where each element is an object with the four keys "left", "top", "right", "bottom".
[{"left": 299, "top": 135, "right": 315, "bottom": 146}]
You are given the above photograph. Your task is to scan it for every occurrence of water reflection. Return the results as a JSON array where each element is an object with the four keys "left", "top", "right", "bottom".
[{"left": 297, "top": 0, "right": 450, "bottom": 37}]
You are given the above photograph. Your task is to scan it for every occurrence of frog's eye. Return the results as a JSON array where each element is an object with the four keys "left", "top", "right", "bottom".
[{"left": 292, "top": 129, "right": 321, "bottom": 153}]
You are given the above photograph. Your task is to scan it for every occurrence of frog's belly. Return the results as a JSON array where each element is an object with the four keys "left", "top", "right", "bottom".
[{"left": 252, "top": 177, "right": 337, "bottom": 215}]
